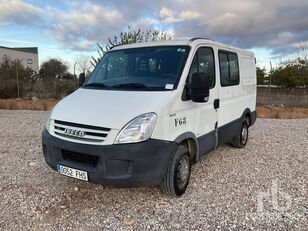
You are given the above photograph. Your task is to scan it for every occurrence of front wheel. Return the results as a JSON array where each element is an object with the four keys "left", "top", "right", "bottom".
[
  {"left": 160, "top": 146, "right": 191, "bottom": 197},
  {"left": 231, "top": 119, "right": 249, "bottom": 148}
]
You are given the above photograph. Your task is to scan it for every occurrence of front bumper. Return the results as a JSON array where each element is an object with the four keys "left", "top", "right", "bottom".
[{"left": 42, "top": 129, "right": 176, "bottom": 187}]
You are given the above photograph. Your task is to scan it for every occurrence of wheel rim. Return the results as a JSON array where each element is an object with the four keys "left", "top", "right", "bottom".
[
  {"left": 176, "top": 155, "right": 190, "bottom": 189},
  {"left": 241, "top": 123, "right": 248, "bottom": 145}
]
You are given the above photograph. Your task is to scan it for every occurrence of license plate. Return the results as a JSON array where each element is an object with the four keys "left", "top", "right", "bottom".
[{"left": 57, "top": 164, "right": 88, "bottom": 181}]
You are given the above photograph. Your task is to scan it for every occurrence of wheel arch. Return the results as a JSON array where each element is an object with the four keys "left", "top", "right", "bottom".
[
  {"left": 242, "top": 108, "right": 252, "bottom": 126},
  {"left": 174, "top": 132, "right": 199, "bottom": 163}
]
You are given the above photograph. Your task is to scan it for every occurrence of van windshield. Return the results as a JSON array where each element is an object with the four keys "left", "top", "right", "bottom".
[{"left": 84, "top": 46, "right": 190, "bottom": 91}]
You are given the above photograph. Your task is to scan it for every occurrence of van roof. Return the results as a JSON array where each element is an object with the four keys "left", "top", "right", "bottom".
[{"left": 111, "top": 38, "right": 254, "bottom": 56}]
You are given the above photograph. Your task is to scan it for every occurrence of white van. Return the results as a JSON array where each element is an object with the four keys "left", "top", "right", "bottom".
[{"left": 42, "top": 38, "right": 256, "bottom": 197}]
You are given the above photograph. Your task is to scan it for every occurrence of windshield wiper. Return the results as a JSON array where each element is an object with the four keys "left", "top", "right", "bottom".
[
  {"left": 83, "top": 82, "right": 109, "bottom": 88},
  {"left": 110, "top": 83, "right": 148, "bottom": 88}
]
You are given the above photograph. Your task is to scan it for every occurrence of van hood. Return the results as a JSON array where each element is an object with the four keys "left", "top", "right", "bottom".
[{"left": 51, "top": 88, "right": 172, "bottom": 129}]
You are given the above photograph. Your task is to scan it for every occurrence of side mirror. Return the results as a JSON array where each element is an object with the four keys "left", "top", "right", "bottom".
[
  {"left": 79, "top": 73, "right": 86, "bottom": 87},
  {"left": 187, "top": 72, "right": 210, "bottom": 103}
]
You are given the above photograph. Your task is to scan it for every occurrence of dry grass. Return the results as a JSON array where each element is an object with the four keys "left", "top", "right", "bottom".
[
  {"left": 0, "top": 99, "right": 57, "bottom": 111},
  {"left": 0, "top": 99, "right": 307, "bottom": 119},
  {"left": 257, "top": 105, "right": 308, "bottom": 119}
]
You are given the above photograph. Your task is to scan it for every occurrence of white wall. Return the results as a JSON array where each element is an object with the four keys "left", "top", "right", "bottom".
[{"left": 0, "top": 47, "right": 39, "bottom": 73}]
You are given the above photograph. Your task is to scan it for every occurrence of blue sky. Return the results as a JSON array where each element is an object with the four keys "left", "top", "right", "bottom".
[{"left": 1, "top": 0, "right": 308, "bottom": 73}]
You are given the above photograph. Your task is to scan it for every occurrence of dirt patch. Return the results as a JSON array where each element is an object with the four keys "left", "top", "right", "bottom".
[{"left": 257, "top": 105, "right": 308, "bottom": 119}]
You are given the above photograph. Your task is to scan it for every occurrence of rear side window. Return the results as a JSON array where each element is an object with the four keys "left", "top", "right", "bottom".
[
  {"left": 188, "top": 47, "right": 215, "bottom": 89},
  {"left": 218, "top": 51, "right": 239, "bottom": 86}
]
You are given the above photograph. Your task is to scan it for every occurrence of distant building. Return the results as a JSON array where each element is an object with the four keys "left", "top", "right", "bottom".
[{"left": 0, "top": 46, "right": 39, "bottom": 73}]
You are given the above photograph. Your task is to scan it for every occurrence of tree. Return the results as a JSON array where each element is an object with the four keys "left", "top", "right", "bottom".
[
  {"left": 297, "top": 41, "right": 308, "bottom": 66},
  {"left": 91, "top": 26, "right": 172, "bottom": 66},
  {"left": 272, "top": 62, "right": 308, "bottom": 88},
  {"left": 75, "top": 53, "right": 91, "bottom": 73},
  {"left": 39, "top": 58, "right": 68, "bottom": 80},
  {"left": 270, "top": 41, "right": 308, "bottom": 88},
  {"left": 256, "top": 67, "right": 267, "bottom": 85},
  {"left": 0, "top": 55, "right": 34, "bottom": 98}
]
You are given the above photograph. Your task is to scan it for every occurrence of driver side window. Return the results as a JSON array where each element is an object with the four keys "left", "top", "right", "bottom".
[{"left": 188, "top": 47, "right": 215, "bottom": 89}]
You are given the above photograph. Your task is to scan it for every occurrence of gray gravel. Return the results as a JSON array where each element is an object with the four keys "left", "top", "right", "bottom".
[{"left": 0, "top": 110, "right": 307, "bottom": 230}]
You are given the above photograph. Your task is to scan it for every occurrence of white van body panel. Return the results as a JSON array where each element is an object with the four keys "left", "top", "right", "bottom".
[
  {"left": 152, "top": 41, "right": 256, "bottom": 144},
  {"left": 52, "top": 89, "right": 172, "bottom": 129},
  {"left": 218, "top": 51, "right": 256, "bottom": 127},
  {"left": 50, "top": 89, "right": 173, "bottom": 145},
  {"left": 151, "top": 42, "right": 220, "bottom": 144}
]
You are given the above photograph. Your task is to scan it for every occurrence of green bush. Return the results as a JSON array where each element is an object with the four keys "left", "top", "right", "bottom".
[{"left": 272, "top": 60, "right": 308, "bottom": 88}]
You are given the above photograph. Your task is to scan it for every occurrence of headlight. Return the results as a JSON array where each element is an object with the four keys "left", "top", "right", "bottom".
[{"left": 114, "top": 113, "right": 157, "bottom": 144}]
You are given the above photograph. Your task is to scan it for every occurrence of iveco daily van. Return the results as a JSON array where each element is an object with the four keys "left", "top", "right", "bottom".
[{"left": 42, "top": 38, "right": 256, "bottom": 197}]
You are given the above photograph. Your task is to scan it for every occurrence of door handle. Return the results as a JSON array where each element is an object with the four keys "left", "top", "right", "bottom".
[{"left": 214, "top": 99, "right": 220, "bottom": 109}]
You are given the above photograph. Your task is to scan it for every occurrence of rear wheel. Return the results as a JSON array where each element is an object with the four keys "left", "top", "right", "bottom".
[
  {"left": 231, "top": 118, "right": 249, "bottom": 148},
  {"left": 160, "top": 146, "right": 191, "bottom": 197}
]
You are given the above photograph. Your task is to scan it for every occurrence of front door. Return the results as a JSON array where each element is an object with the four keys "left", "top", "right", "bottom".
[{"left": 186, "top": 46, "right": 219, "bottom": 158}]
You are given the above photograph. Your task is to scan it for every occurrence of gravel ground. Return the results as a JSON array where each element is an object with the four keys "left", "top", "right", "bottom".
[{"left": 0, "top": 110, "right": 307, "bottom": 230}]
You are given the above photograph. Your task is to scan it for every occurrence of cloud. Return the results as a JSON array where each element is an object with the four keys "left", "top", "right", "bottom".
[
  {"left": 164, "top": 0, "right": 308, "bottom": 58},
  {"left": 159, "top": 7, "right": 200, "bottom": 23},
  {"left": 0, "top": 0, "right": 43, "bottom": 26},
  {"left": 47, "top": 1, "right": 125, "bottom": 50},
  {"left": 160, "top": 7, "right": 174, "bottom": 18},
  {"left": 0, "top": 0, "right": 308, "bottom": 58}
]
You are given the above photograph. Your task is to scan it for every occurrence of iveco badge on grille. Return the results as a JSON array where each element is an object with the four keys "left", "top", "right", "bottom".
[{"left": 64, "top": 128, "right": 85, "bottom": 137}]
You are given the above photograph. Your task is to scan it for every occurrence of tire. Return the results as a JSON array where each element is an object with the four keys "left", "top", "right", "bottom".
[
  {"left": 160, "top": 146, "right": 191, "bottom": 197},
  {"left": 231, "top": 118, "right": 249, "bottom": 148}
]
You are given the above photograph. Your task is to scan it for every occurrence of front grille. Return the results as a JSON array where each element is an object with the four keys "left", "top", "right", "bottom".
[
  {"left": 53, "top": 120, "right": 111, "bottom": 143},
  {"left": 62, "top": 150, "right": 99, "bottom": 167}
]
